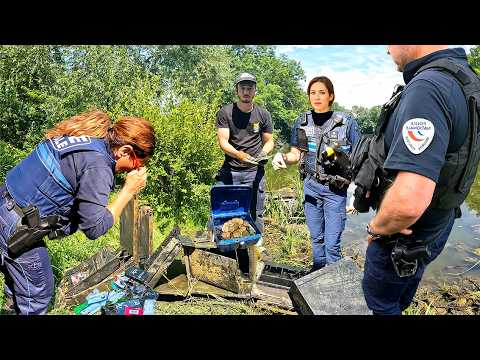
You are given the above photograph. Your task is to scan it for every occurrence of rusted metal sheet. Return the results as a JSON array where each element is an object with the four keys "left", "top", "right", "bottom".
[{"left": 186, "top": 247, "right": 252, "bottom": 294}]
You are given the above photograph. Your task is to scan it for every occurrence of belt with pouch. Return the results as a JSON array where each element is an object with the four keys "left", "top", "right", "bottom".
[{"left": 3, "top": 188, "right": 62, "bottom": 256}]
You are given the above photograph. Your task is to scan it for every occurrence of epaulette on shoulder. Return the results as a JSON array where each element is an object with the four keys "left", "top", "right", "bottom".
[{"left": 333, "top": 112, "right": 347, "bottom": 125}]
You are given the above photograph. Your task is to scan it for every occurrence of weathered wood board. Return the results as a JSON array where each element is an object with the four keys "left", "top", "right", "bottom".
[
  {"left": 144, "top": 226, "right": 182, "bottom": 288},
  {"left": 55, "top": 253, "right": 133, "bottom": 307},
  {"left": 251, "top": 283, "right": 294, "bottom": 310},
  {"left": 154, "top": 274, "right": 250, "bottom": 299},
  {"left": 120, "top": 196, "right": 138, "bottom": 257},
  {"left": 137, "top": 205, "right": 153, "bottom": 265},
  {"left": 120, "top": 197, "right": 153, "bottom": 267}
]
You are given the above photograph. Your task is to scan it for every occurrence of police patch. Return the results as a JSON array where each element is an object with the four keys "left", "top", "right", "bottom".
[
  {"left": 402, "top": 118, "right": 434, "bottom": 154},
  {"left": 51, "top": 135, "right": 92, "bottom": 151}
]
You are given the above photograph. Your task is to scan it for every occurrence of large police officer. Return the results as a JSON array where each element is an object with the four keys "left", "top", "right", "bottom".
[
  {"left": 215, "top": 73, "right": 274, "bottom": 234},
  {"left": 351, "top": 46, "right": 480, "bottom": 315},
  {"left": 272, "top": 76, "right": 361, "bottom": 271},
  {"left": 0, "top": 110, "right": 156, "bottom": 314}
]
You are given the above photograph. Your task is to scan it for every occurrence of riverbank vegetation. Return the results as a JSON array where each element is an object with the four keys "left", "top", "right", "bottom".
[{"left": 0, "top": 45, "right": 479, "bottom": 315}]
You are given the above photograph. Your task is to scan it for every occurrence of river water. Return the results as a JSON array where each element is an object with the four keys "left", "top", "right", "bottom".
[
  {"left": 266, "top": 164, "right": 480, "bottom": 286},
  {"left": 343, "top": 185, "right": 480, "bottom": 286}
]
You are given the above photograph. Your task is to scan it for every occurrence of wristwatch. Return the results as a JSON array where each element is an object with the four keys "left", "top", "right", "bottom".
[{"left": 366, "top": 224, "right": 383, "bottom": 240}]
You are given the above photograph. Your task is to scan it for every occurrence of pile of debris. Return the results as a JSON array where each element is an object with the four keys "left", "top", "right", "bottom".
[
  {"left": 54, "top": 190, "right": 371, "bottom": 315},
  {"left": 55, "top": 225, "right": 370, "bottom": 315},
  {"left": 71, "top": 266, "right": 158, "bottom": 315}
]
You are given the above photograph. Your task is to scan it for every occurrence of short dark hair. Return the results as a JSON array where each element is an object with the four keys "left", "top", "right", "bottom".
[{"left": 307, "top": 76, "right": 335, "bottom": 106}]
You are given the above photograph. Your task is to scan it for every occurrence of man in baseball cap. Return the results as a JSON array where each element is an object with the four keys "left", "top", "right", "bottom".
[
  {"left": 214, "top": 72, "right": 274, "bottom": 234},
  {"left": 234, "top": 72, "right": 257, "bottom": 86}
]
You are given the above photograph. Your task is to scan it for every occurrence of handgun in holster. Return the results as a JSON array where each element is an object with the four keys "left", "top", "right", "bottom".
[
  {"left": 390, "top": 239, "right": 431, "bottom": 278},
  {"left": 7, "top": 205, "right": 62, "bottom": 257}
]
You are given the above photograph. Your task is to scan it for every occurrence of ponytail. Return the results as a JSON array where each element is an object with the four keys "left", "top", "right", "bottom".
[
  {"left": 45, "top": 110, "right": 155, "bottom": 160},
  {"left": 45, "top": 109, "right": 111, "bottom": 139}
]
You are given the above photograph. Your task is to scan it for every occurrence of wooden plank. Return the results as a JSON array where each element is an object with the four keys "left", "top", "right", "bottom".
[
  {"left": 120, "top": 196, "right": 138, "bottom": 257},
  {"left": 178, "top": 233, "right": 217, "bottom": 249},
  {"left": 59, "top": 258, "right": 134, "bottom": 307},
  {"left": 183, "top": 247, "right": 192, "bottom": 292},
  {"left": 57, "top": 248, "right": 119, "bottom": 299},
  {"left": 145, "top": 226, "right": 180, "bottom": 268},
  {"left": 154, "top": 274, "right": 250, "bottom": 299},
  {"left": 145, "top": 235, "right": 182, "bottom": 288},
  {"left": 137, "top": 205, "right": 153, "bottom": 267},
  {"left": 251, "top": 283, "right": 294, "bottom": 310}
]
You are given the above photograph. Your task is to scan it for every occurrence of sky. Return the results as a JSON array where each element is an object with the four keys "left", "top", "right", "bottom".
[{"left": 275, "top": 45, "right": 476, "bottom": 109}]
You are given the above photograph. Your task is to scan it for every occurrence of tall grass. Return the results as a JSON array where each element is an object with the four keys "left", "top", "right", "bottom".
[{"left": 262, "top": 163, "right": 313, "bottom": 268}]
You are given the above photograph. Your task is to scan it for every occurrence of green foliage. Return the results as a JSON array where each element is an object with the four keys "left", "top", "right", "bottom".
[
  {"left": 137, "top": 98, "right": 224, "bottom": 226},
  {"left": 227, "top": 46, "right": 309, "bottom": 140},
  {"left": 467, "top": 45, "right": 480, "bottom": 73},
  {"left": 0, "top": 46, "right": 311, "bottom": 314},
  {"left": 0, "top": 45, "right": 64, "bottom": 150},
  {"left": 0, "top": 140, "right": 27, "bottom": 183},
  {"left": 351, "top": 105, "right": 382, "bottom": 134},
  {"left": 465, "top": 167, "right": 480, "bottom": 214},
  {"left": 141, "top": 45, "right": 235, "bottom": 103}
]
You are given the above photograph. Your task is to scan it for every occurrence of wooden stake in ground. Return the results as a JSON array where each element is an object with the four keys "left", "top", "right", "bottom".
[{"left": 120, "top": 196, "right": 153, "bottom": 267}]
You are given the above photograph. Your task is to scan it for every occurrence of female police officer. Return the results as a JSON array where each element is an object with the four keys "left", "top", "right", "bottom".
[
  {"left": 0, "top": 109, "right": 156, "bottom": 314},
  {"left": 272, "top": 76, "right": 360, "bottom": 271}
]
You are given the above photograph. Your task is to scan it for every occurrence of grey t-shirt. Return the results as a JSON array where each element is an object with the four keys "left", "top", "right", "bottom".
[{"left": 216, "top": 103, "right": 273, "bottom": 170}]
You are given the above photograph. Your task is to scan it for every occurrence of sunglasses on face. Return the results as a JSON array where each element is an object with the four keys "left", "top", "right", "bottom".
[{"left": 129, "top": 144, "right": 149, "bottom": 169}]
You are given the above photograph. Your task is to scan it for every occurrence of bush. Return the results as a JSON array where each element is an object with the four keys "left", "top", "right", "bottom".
[{"left": 0, "top": 140, "right": 27, "bottom": 184}]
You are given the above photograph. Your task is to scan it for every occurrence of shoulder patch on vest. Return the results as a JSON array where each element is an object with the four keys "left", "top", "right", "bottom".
[
  {"left": 50, "top": 135, "right": 92, "bottom": 151},
  {"left": 333, "top": 113, "right": 344, "bottom": 124},
  {"left": 402, "top": 118, "right": 434, "bottom": 154}
]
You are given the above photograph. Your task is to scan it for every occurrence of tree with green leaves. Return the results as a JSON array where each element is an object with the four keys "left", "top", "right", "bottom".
[{"left": 467, "top": 45, "right": 480, "bottom": 73}]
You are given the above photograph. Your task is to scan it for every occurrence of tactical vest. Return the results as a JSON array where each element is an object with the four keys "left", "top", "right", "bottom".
[
  {"left": 351, "top": 57, "right": 480, "bottom": 214},
  {"left": 5, "top": 135, "right": 115, "bottom": 235},
  {"left": 298, "top": 111, "right": 352, "bottom": 186}
]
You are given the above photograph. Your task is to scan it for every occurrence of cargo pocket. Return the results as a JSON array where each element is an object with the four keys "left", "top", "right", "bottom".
[{"left": 15, "top": 247, "right": 53, "bottom": 299}]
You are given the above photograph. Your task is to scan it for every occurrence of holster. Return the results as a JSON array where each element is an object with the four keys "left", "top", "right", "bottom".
[
  {"left": 386, "top": 237, "right": 431, "bottom": 278},
  {"left": 6, "top": 196, "right": 62, "bottom": 257},
  {"left": 8, "top": 225, "right": 51, "bottom": 256}
]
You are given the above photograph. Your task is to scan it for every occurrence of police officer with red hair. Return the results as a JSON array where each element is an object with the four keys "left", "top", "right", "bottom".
[{"left": 0, "top": 110, "right": 156, "bottom": 314}]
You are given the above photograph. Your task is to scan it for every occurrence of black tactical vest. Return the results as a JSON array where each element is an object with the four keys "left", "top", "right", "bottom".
[{"left": 351, "top": 57, "right": 480, "bottom": 214}]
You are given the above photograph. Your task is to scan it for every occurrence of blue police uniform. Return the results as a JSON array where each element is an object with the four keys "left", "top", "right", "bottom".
[
  {"left": 0, "top": 135, "right": 116, "bottom": 314},
  {"left": 362, "top": 48, "right": 471, "bottom": 314},
  {"left": 291, "top": 111, "right": 360, "bottom": 270}
]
